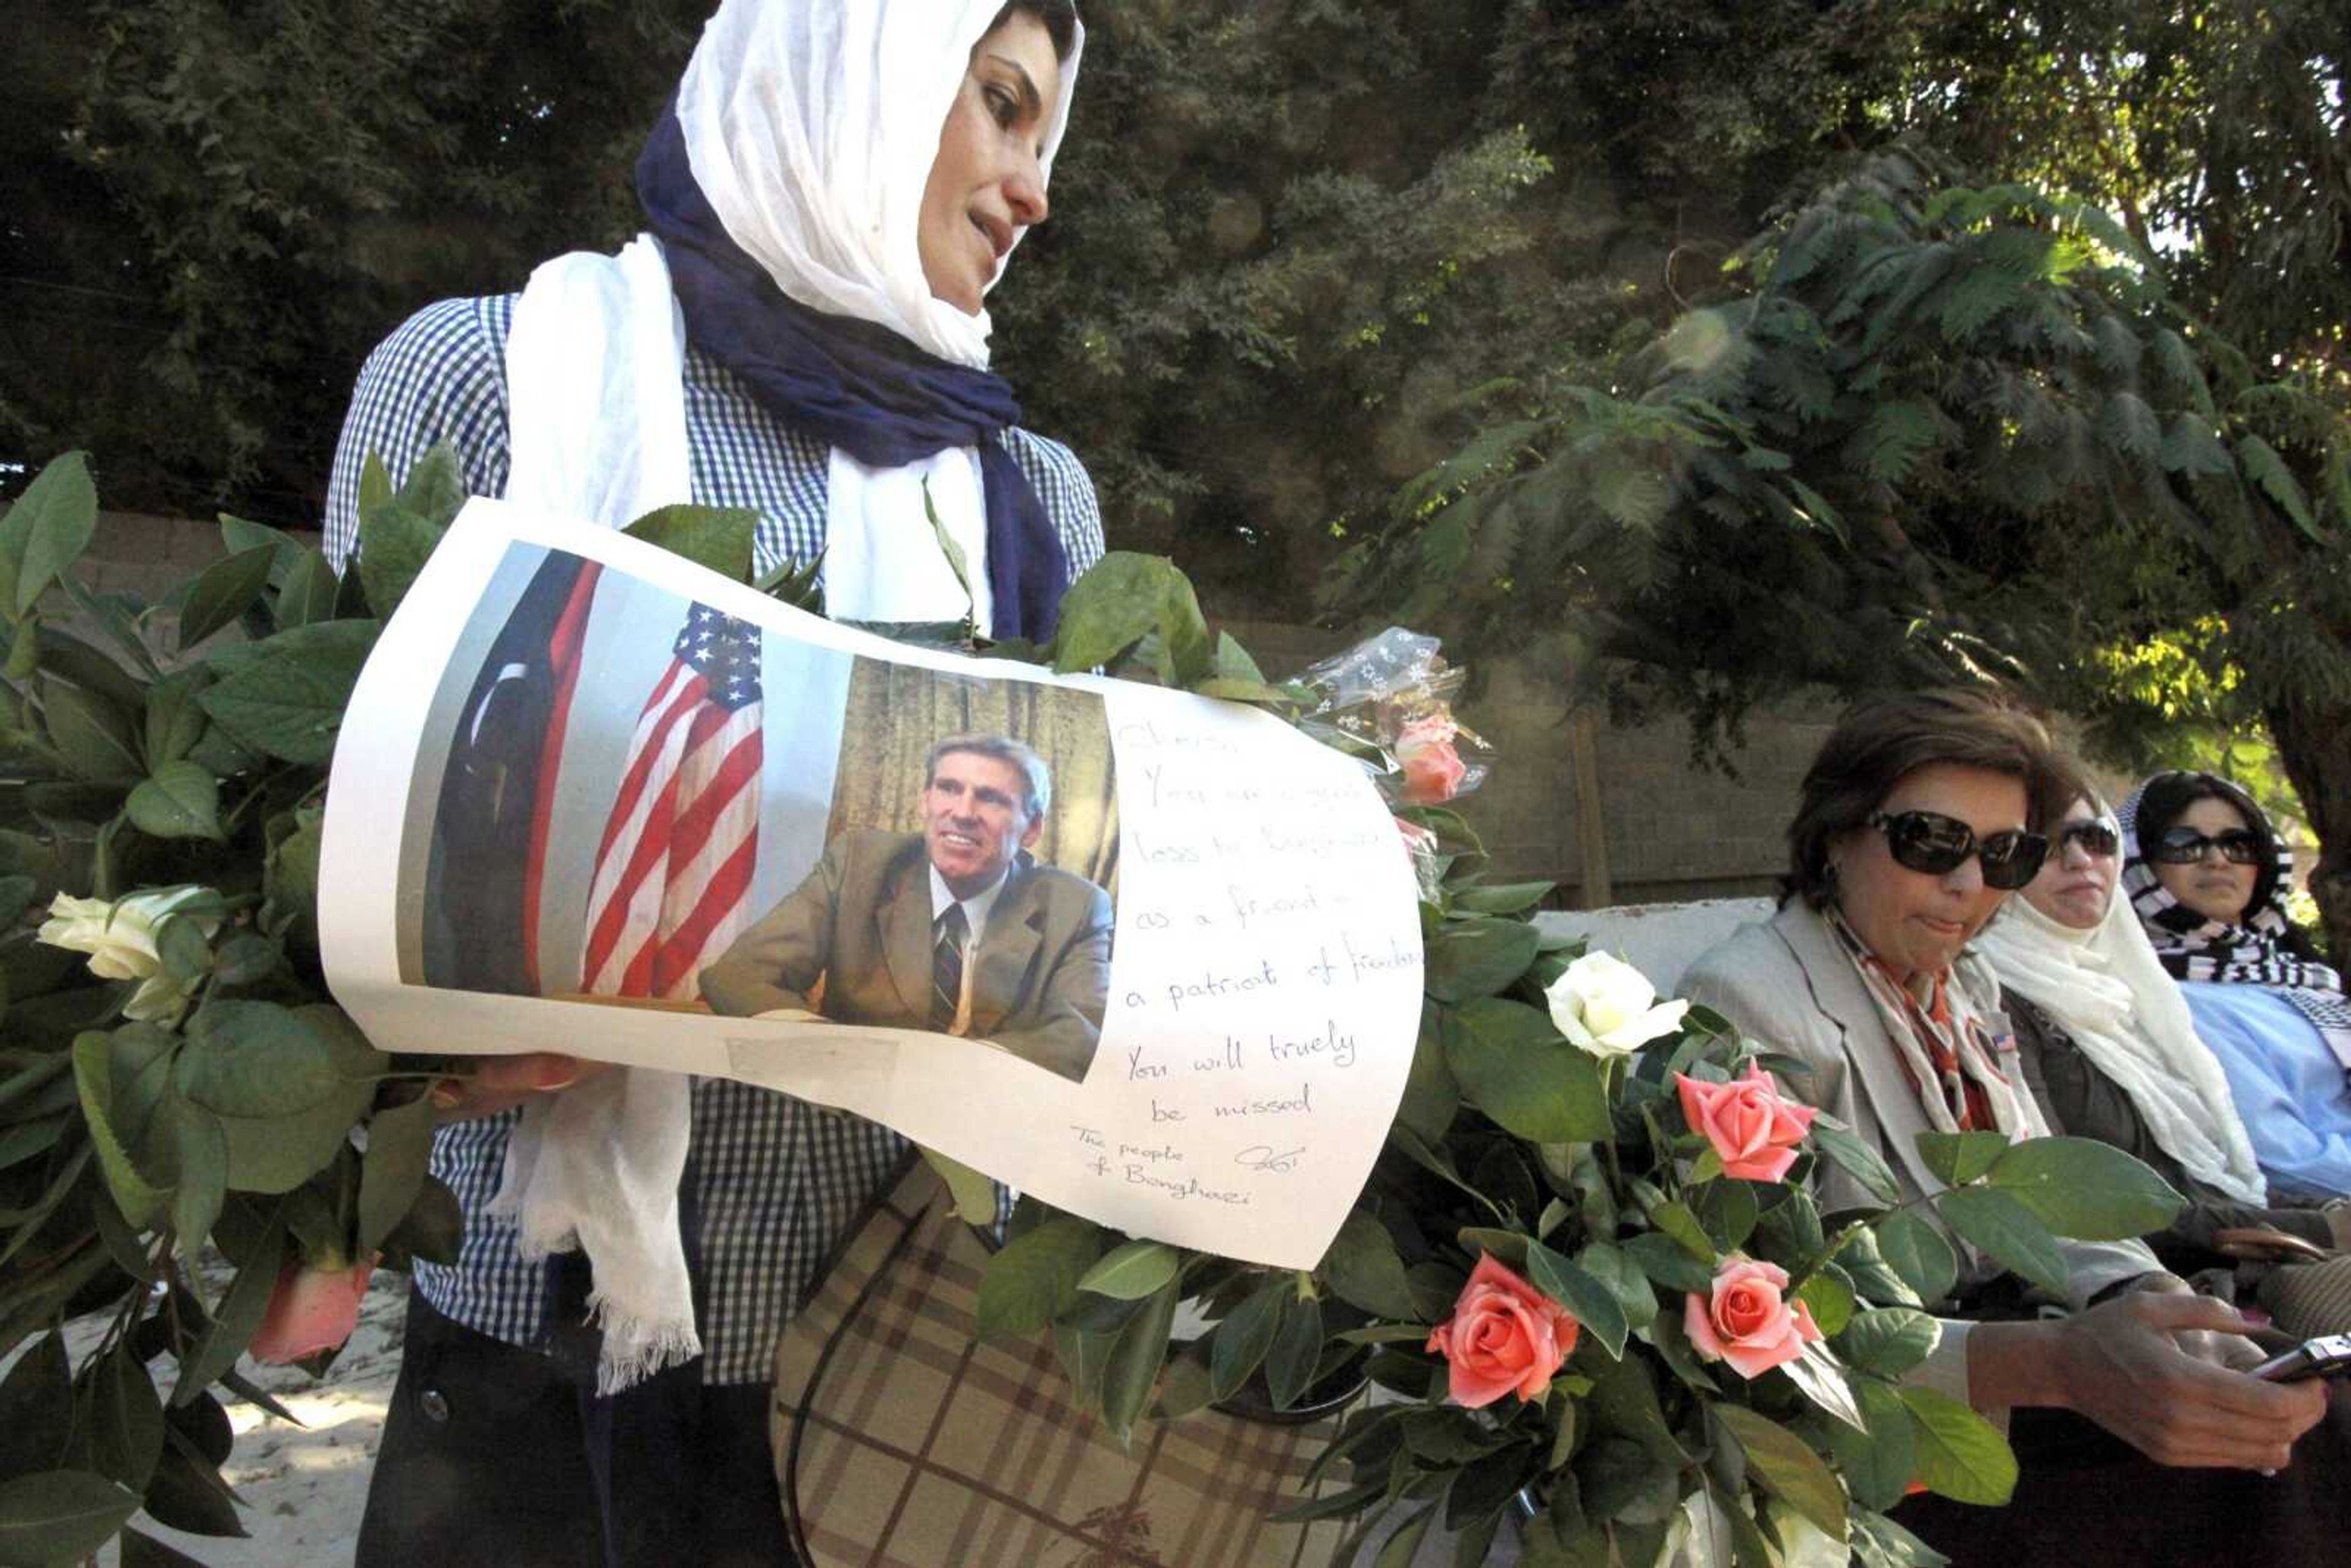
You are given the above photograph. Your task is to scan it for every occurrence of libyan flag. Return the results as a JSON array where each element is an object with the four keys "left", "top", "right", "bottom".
[{"left": 420, "top": 550, "right": 602, "bottom": 996}]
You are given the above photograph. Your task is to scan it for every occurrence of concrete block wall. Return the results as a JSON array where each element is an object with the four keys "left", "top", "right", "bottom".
[{"left": 1221, "top": 616, "right": 1839, "bottom": 907}]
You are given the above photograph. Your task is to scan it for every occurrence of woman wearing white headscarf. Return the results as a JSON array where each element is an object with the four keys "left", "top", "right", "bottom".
[
  {"left": 1976, "top": 791, "right": 2350, "bottom": 1282},
  {"left": 2113, "top": 771, "right": 2351, "bottom": 1206},
  {"left": 326, "top": 5, "right": 1092, "bottom": 1563}
]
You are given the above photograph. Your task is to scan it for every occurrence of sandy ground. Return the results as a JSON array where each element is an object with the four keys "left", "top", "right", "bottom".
[{"left": 56, "top": 1269, "right": 409, "bottom": 1567}]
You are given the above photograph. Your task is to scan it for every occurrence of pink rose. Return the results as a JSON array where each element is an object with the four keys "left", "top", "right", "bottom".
[
  {"left": 1684, "top": 1256, "right": 1821, "bottom": 1380},
  {"left": 1400, "top": 740, "right": 1468, "bottom": 805},
  {"left": 1674, "top": 1063, "right": 1817, "bottom": 1183},
  {"left": 1424, "top": 1253, "right": 1582, "bottom": 1408},
  {"left": 250, "top": 1257, "right": 376, "bottom": 1364}
]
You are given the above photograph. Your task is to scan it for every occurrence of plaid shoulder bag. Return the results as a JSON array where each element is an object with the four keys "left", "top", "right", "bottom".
[{"left": 771, "top": 1160, "right": 1362, "bottom": 1568}]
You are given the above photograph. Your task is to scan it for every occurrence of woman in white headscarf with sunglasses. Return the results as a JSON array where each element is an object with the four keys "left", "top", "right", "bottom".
[
  {"left": 325, "top": 4, "right": 1092, "bottom": 1563},
  {"left": 1976, "top": 790, "right": 2351, "bottom": 1302}
]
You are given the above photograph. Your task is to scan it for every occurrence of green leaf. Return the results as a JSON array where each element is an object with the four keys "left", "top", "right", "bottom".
[
  {"left": 36, "top": 625, "right": 149, "bottom": 710},
  {"left": 197, "top": 622, "right": 375, "bottom": 765},
  {"left": 127, "top": 762, "right": 225, "bottom": 843},
  {"left": 4, "top": 615, "right": 40, "bottom": 683},
  {"left": 1264, "top": 1289, "right": 1324, "bottom": 1411},
  {"left": 622, "top": 505, "right": 759, "bottom": 583},
  {"left": 918, "top": 1145, "right": 998, "bottom": 1223},
  {"left": 1795, "top": 1269, "right": 1856, "bottom": 1337},
  {"left": 0, "top": 1469, "right": 143, "bottom": 1566},
  {"left": 1981, "top": 1136, "right": 2183, "bottom": 1241},
  {"left": 42, "top": 683, "right": 143, "bottom": 784},
  {"left": 1099, "top": 1277, "right": 1180, "bottom": 1442},
  {"left": 1442, "top": 998, "right": 1610, "bottom": 1143},
  {"left": 140, "top": 1422, "right": 246, "bottom": 1538},
  {"left": 1871, "top": 1211, "right": 1959, "bottom": 1304},
  {"left": 1449, "top": 881, "right": 1553, "bottom": 916},
  {"left": 1647, "top": 1199, "right": 1714, "bottom": 1262},
  {"left": 1809, "top": 1114, "right": 1901, "bottom": 1206},
  {"left": 4, "top": 452, "right": 100, "bottom": 616},
  {"left": 1934, "top": 1187, "right": 2070, "bottom": 1297},
  {"left": 276, "top": 549, "right": 343, "bottom": 631},
  {"left": 175, "top": 544, "right": 277, "bottom": 655},
  {"left": 219, "top": 514, "right": 306, "bottom": 586},
  {"left": 1209, "top": 1276, "right": 1290, "bottom": 1400},
  {"left": 173, "top": 1000, "right": 347, "bottom": 1117},
  {"left": 80, "top": 1341, "right": 166, "bottom": 1489},
  {"left": 1525, "top": 1239, "right": 1630, "bottom": 1360},
  {"left": 1077, "top": 1239, "right": 1182, "bottom": 1301},
  {"left": 1573, "top": 1242, "right": 1659, "bottom": 1332},
  {"left": 74, "top": 1030, "right": 171, "bottom": 1228},
  {"left": 212, "top": 934, "right": 280, "bottom": 989},
  {"left": 175, "top": 1215, "right": 287, "bottom": 1404},
  {"left": 380, "top": 1176, "right": 463, "bottom": 1268},
  {"left": 1583, "top": 1352, "right": 1682, "bottom": 1465},
  {"left": 143, "top": 673, "right": 213, "bottom": 770},
  {"left": 975, "top": 1217, "right": 1100, "bottom": 1340},
  {"left": 1620, "top": 1232, "right": 1715, "bottom": 1294},
  {"left": 1049, "top": 552, "right": 1210, "bottom": 684},
  {"left": 1423, "top": 917, "right": 1540, "bottom": 1002},
  {"left": 1397, "top": 1010, "right": 1459, "bottom": 1146},
  {"left": 122, "top": 1525, "right": 213, "bottom": 1567},
  {"left": 1837, "top": 1308, "right": 1940, "bottom": 1379},
  {"left": 357, "top": 1092, "right": 438, "bottom": 1255},
  {"left": 1898, "top": 1386, "right": 2016, "bottom": 1505},
  {"left": 1210, "top": 631, "right": 1265, "bottom": 683},
  {"left": 156, "top": 1097, "right": 230, "bottom": 1258},
  {"left": 217, "top": 1068, "right": 369, "bottom": 1197},
  {"left": 2237, "top": 433, "right": 2321, "bottom": 540},
  {"left": 391, "top": 443, "right": 469, "bottom": 528},
  {"left": 1318, "top": 1207, "right": 1419, "bottom": 1319},
  {"left": 1373, "top": 1506, "right": 1436, "bottom": 1568},
  {"left": 1823, "top": 1378, "right": 1916, "bottom": 1512},
  {"left": 1712, "top": 1405, "right": 1847, "bottom": 1542},
  {"left": 0, "top": 1334, "right": 70, "bottom": 1479},
  {"left": 356, "top": 503, "right": 445, "bottom": 621},
  {"left": 1914, "top": 1130, "right": 2009, "bottom": 1187}
]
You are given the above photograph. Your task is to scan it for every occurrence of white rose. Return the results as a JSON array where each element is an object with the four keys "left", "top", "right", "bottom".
[
  {"left": 37, "top": 887, "right": 222, "bottom": 1023},
  {"left": 1543, "top": 950, "right": 1688, "bottom": 1057}
]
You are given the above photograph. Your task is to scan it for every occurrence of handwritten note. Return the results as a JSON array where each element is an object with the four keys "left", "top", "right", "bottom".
[{"left": 1017, "top": 684, "right": 1426, "bottom": 1258}]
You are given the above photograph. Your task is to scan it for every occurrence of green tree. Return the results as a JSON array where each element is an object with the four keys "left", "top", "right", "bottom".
[{"left": 1332, "top": 146, "right": 2351, "bottom": 956}]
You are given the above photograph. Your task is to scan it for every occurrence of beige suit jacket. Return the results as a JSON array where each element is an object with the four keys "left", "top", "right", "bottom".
[{"left": 700, "top": 829, "right": 1112, "bottom": 1083}]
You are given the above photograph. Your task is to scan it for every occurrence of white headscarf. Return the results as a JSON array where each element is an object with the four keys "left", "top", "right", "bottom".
[
  {"left": 1976, "top": 882, "right": 2270, "bottom": 1206},
  {"left": 677, "top": 0, "right": 1083, "bottom": 370},
  {"left": 493, "top": 0, "right": 1082, "bottom": 1392}
]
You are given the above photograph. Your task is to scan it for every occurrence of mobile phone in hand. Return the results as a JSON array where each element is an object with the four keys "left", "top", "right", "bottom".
[{"left": 2250, "top": 1334, "right": 2351, "bottom": 1384}]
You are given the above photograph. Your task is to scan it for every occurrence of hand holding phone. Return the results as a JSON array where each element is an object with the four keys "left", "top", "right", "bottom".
[{"left": 2250, "top": 1333, "right": 2351, "bottom": 1384}]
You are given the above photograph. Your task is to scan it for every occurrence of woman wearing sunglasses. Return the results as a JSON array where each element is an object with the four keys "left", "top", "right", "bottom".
[
  {"left": 2120, "top": 771, "right": 2351, "bottom": 1204},
  {"left": 1682, "top": 691, "right": 2336, "bottom": 1563},
  {"left": 1976, "top": 793, "right": 2351, "bottom": 1304}
]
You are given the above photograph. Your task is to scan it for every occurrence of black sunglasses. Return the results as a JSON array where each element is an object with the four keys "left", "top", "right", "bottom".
[
  {"left": 2056, "top": 818, "right": 2121, "bottom": 859},
  {"left": 1869, "top": 809, "right": 2049, "bottom": 890},
  {"left": 2150, "top": 825, "right": 2263, "bottom": 866}
]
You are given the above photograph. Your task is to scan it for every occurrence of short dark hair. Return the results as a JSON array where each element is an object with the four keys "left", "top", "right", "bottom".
[
  {"left": 2132, "top": 769, "right": 2286, "bottom": 920},
  {"left": 1783, "top": 688, "right": 2083, "bottom": 907},
  {"left": 990, "top": 0, "right": 1078, "bottom": 61}
]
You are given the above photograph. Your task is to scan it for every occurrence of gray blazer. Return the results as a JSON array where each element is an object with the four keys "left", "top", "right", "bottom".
[
  {"left": 1681, "top": 898, "right": 2158, "bottom": 1310},
  {"left": 700, "top": 829, "right": 1112, "bottom": 1084}
]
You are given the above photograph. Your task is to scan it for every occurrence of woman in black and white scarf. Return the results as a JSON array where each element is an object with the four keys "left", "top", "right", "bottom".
[{"left": 2119, "top": 771, "right": 2351, "bottom": 1201}]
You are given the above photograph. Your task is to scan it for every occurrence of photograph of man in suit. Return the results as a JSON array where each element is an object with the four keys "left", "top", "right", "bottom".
[{"left": 700, "top": 733, "right": 1112, "bottom": 1082}]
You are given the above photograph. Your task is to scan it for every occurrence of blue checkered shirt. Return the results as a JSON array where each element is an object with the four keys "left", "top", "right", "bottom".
[{"left": 324, "top": 294, "right": 1104, "bottom": 1384}]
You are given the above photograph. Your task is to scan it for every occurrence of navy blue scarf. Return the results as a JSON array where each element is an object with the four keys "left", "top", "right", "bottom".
[{"left": 635, "top": 105, "right": 1067, "bottom": 639}]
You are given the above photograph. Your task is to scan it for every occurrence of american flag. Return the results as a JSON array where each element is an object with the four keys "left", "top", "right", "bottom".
[{"left": 579, "top": 602, "right": 765, "bottom": 1000}]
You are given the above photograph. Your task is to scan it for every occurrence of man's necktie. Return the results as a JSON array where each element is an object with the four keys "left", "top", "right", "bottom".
[{"left": 931, "top": 903, "right": 968, "bottom": 1032}]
